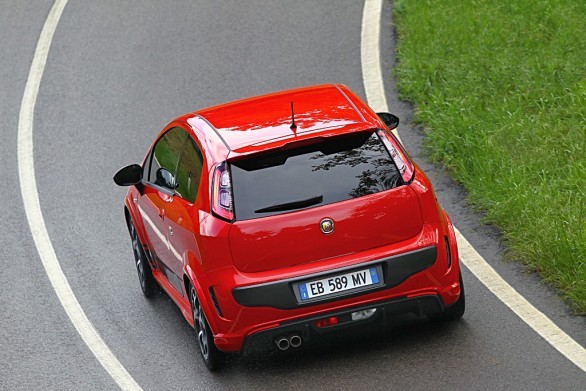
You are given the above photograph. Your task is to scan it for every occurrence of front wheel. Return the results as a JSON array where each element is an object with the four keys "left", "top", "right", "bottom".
[
  {"left": 128, "top": 218, "right": 156, "bottom": 298},
  {"left": 189, "top": 285, "right": 224, "bottom": 371}
]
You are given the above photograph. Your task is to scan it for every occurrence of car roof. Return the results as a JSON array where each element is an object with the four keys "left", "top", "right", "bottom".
[{"left": 194, "top": 84, "right": 381, "bottom": 155}]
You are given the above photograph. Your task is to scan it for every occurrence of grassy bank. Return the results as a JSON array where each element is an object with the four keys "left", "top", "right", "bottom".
[{"left": 394, "top": 0, "right": 585, "bottom": 313}]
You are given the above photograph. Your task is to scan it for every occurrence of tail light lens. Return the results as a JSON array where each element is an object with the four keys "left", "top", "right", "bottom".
[
  {"left": 212, "top": 161, "right": 234, "bottom": 221},
  {"left": 377, "top": 129, "right": 415, "bottom": 184},
  {"left": 315, "top": 316, "right": 339, "bottom": 328}
]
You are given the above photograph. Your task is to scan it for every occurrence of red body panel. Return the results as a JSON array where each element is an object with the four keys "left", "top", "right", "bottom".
[
  {"left": 122, "top": 84, "right": 462, "bottom": 353},
  {"left": 198, "top": 84, "right": 365, "bottom": 150},
  {"left": 229, "top": 186, "right": 423, "bottom": 273}
]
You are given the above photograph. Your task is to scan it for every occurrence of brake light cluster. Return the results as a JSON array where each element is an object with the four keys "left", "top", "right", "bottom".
[
  {"left": 377, "top": 130, "right": 415, "bottom": 183},
  {"left": 212, "top": 161, "right": 234, "bottom": 221},
  {"left": 315, "top": 316, "right": 339, "bottom": 328}
]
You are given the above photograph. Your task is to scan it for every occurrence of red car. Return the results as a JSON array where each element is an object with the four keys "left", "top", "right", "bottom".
[{"left": 114, "top": 84, "right": 464, "bottom": 370}]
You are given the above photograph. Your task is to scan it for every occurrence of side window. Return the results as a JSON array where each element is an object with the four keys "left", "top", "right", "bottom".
[
  {"left": 143, "top": 148, "right": 154, "bottom": 179},
  {"left": 175, "top": 137, "right": 204, "bottom": 203},
  {"left": 148, "top": 127, "right": 187, "bottom": 187}
]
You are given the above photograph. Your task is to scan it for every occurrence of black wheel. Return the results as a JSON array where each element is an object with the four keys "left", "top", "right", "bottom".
[
  {"left": 189, "top": 285, "right": 223, "bottom": 371},
  {"left": 430, "top": 271, "right": 465, "bottom": 321},
  {"left": 128, "top": 218, "right": 156, "bottom": 298}
]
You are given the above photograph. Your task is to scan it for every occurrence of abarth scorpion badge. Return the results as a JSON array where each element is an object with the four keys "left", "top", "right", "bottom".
[{"left": 320, "top": 218, "right": 334, "bottom": 234}]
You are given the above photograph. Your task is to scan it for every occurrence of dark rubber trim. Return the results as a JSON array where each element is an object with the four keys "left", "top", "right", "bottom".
[
  {"left": 232, "top": 245, "right": 437, "bottom": 310},
  {"left": 242, "top": 294, "right": 444, "bottom": 353}
]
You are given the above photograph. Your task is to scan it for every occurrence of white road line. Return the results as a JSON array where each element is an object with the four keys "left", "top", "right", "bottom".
[
  {"left": 17, "top": 1, "right": 143, "bottom": 390},
  {"left": 456, "top": 228, "right": 586, "bottom": 371},
  {"left": 360, "top": 0, "right": 585, "bottom": 372},
  {"left": 361, "top": 0, "right": 388, "bottom": 114},
  {"left": 360, "top": 0, "right": 400, "bottom": 141}
]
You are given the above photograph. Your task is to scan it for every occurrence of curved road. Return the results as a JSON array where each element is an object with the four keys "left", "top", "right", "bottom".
[{"left": 2, "top": 1, "right": 584, "bottom": 390}]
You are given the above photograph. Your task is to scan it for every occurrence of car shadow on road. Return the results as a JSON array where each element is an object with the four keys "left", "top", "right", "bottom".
[
  {"left": 150, "top": 282, "right": 473, "bottom": 384},
  {"left": 225, "top": 314, "right": 471, "bottom": 372}
]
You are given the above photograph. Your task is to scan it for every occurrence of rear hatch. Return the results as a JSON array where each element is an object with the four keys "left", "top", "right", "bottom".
[{"left": 228, "top": 131, "right": 423, "bottom": 273}]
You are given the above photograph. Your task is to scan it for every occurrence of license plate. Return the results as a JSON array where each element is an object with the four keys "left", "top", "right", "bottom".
[{"left": 298, "top": 267, "right": 380, "bottom": 301}]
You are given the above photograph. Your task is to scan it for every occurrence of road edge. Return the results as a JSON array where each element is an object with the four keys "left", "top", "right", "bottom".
[
  {"left": 360, "top": 0, "right": 585, "bottom": 372},
  {"left": 17, "top": 1, "right": 143, "bottom": 389}
]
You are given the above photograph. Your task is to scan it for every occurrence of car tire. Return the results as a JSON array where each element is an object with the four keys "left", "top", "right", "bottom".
[
  {"left": 189, "top": 285, "right": 224, "bottom": 371},
  {"left": 430, "top": 271, "right": 465, "bottom": 321},
  {"left": 128, "top": 218, "right": 156, "bottom": 298}
]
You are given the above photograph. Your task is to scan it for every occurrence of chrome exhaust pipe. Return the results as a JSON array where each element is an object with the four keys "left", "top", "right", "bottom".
[
  {"left": 275, "top": 337, "right": 290, "bottom": 351},
  {"left": 289, "top": 334, "right": 302, "bottom": 348}
]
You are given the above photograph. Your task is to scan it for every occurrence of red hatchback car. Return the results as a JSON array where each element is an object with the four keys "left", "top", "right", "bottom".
[{"left": 114, "top": 84, "right": 464, "bottom": 370}]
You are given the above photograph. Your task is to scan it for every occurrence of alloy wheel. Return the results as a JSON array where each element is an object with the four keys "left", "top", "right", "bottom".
[
  {"left": 130, "top": 222, "right": 145, "bottom": 290},
  {"left": 191, "top": 287, "right": 209, "bottom": 360}
]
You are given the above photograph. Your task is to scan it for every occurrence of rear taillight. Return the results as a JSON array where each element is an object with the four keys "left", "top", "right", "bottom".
[
  {"left": 211, "top": 161, "right": 234, "bottom": 221},
  {"left": 315, "top": 316, "right": 339, "bottom": 328},
  {"left": 377, "top": 129, "right": 415, "bottom": 184}
]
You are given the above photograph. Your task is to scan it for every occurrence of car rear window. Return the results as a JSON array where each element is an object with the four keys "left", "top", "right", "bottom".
[{"left": 230, "top": 131, "right": 403, "bottom": 221}]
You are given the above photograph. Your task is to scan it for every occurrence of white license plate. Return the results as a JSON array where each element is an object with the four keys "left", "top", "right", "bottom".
[{"left": 298, "top": 267, "right": 380, "bottom": 301}]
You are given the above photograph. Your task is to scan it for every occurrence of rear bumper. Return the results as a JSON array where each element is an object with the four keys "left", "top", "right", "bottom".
[
  {"left": 207, "top": 222, "right": 461, "bottom": 352},
  {"left": 241, "top": 294, "right": 444, "bottom": 354},
  {"left": 232, "top": 246, "right": 437, "bottom": 310}
]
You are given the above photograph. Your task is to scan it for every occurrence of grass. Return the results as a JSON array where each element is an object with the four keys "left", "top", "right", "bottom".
[{"left": 393, "top": 0, "right": 586, "bottom": 313}]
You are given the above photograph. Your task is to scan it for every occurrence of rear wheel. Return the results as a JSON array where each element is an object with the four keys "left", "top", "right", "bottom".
[
  {"left": 430, "top": 271, "right": 465, "bottom": 321},
  {"left": 189, "top": 285, "right": 223, "bottom": 371},
  {"left": 128, "top": 218, "right": 156, "bottom": 298}
]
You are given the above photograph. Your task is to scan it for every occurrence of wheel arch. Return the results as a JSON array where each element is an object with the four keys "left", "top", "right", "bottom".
[
  {"left": 184, "top": 269, "right": 219, "bottom": 334},
  {"left": 124, "top": 193, "right": 150, "bottom": 251}
]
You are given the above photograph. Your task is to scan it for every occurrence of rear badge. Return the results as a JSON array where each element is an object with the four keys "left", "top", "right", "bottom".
[{"left": 320, "top": 218, "right": 334, "bottom": 235}]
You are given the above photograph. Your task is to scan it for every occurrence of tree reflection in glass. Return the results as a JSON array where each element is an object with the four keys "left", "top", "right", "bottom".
[{"left": 310, "top": 132, "right": 402, "bottom": 198}]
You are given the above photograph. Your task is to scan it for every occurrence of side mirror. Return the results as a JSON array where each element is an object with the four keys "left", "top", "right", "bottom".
[
  {"left": 113, "top": 164, "right": 143, "bottom": 186},
  {"left": 155, "top": 168, "right": 177, "bottom": 190},
  {"left": 376, "top": 112, "right": 400, "bottom": 130}
]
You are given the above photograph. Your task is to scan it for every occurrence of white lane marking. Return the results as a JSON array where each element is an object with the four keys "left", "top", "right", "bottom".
[
  {"left": 456, "top": 228, "right": 586, "bottom": 371},
  {"left": 17, "top": 1, "right": 143, "bottom": 389},
  {"left": 360, "top": 0, "right": 586, "bottom": 372},
  {"left": 360, "top": 0, "right": 400, "bottom": 140},
  {"left": 360, "top": 0, "right": 388, "bottom": 113}
]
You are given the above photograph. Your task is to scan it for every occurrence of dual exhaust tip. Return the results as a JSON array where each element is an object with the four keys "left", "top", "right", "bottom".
[{"left": 275, "top": 334, "right": 302, "bottom": 351}]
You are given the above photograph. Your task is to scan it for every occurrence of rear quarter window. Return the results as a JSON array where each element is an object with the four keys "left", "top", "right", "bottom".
[{"left": 231, "top": 131, "right": 402, "bottom": 221}]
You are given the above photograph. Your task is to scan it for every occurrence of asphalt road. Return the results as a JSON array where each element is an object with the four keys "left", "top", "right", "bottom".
[{"left": 1, "top": 1, "right": 584, "bottom": 390}]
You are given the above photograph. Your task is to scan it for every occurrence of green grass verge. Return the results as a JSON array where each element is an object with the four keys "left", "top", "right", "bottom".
[{"left": 393, "top": 0, "right": 585, "bottom": 313}]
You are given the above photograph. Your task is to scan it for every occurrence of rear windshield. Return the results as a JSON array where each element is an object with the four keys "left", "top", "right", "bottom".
[{"left": 230, "top": 131, "right": 402, "bottom": 221}]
